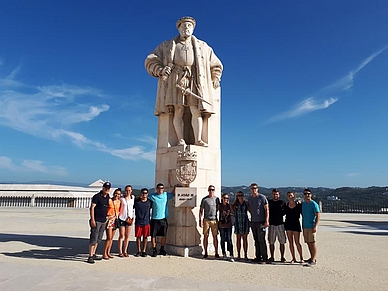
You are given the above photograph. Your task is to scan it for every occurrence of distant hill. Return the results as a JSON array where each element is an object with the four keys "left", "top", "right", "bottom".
[
  {"left": 2, "top": 181, "right": 387, "bottom": 204},
  {"left": 221, "top": 185, "right": 388, "bottom": 204}
]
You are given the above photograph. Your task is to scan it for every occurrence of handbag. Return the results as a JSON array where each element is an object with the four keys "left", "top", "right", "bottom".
[
  {"left": 114, "top": 218, "right": 121, "bottom": 229},
  {"left": 229, "top": 212, "right": 236, "bottom": 226},
  {"left": 125, "top": 217, "right": 133, "bottom": 225}
]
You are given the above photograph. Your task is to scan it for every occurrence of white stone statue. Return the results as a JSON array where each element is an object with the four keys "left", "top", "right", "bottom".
[{"left": 145, "top": 16, "right": 223, "bottom": 147}]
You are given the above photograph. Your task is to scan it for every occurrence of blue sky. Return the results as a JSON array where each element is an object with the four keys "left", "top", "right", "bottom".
[{"left": 0, "top": 1, "right": 387, "bottom": 189}]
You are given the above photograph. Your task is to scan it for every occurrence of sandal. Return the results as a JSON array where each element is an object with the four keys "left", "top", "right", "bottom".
[
  {"left": 108, "top": 254, "right": 114, "bottom": 259},
  {"left": 118, "top": 253, "right": 124, "bottom": 257},
  {"left": 103, "top": 256, "right": 109, "bottom": 260},
  {"left": 124, "top": 253, "right": 129, "bottom": 257},
  {"left": 290, "top": 259, "right": 296, "bottom": 264}
]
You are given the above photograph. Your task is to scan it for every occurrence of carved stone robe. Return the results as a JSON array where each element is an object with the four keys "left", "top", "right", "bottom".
[{"left": 145, "top": 35, "right": 223, "bottom": 116}]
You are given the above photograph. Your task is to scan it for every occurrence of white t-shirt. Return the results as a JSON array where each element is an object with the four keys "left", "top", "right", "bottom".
[{"left": 119, "top": 196, "right": 135, "bottom": 220}]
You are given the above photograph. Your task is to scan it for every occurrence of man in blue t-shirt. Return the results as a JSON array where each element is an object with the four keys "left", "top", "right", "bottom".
[
  {"left": 148, "top": 183, "right": 175, "bottom": 257},
  {"left": 302, "top": 188, "right": 320, "bottom": 266}
]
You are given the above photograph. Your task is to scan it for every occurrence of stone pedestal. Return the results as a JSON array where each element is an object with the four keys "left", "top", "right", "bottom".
[{"left": 154, "top": 89, "right": 221, "bottom": 257}]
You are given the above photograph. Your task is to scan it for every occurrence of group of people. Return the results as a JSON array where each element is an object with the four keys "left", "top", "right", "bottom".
[
  {"left": 199, "top": 183, "right": 320, "bottom": 266},
  {"left": 87, "top": 181, "right": 320, "bottom": 267},
  {"left": 87, "top": 182, "right": 173, "bottom": 264}
]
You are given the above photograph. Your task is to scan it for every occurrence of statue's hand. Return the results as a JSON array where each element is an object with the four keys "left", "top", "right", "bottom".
[
  {"left": 212, "top": 78, "right": 220, "bottom": 89},
  {"left": 167, "top": 105, "right": 174, "bottom": 114},
  {"left": 160, "top": 66, "right": 172, "bottom": 77}
]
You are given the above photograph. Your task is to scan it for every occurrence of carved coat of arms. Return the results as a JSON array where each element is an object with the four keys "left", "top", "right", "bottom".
[{"left": 176, "top": 150, "right": 197, "bottom": 186}]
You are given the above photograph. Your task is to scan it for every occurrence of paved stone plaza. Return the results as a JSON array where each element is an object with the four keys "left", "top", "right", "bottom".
[{"left": 0, "top": 208, "right": 387, "bottom": 291}]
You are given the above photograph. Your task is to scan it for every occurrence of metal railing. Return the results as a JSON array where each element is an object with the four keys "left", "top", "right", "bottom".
[
  {"left": 321, "top": 201, "right": 388, "bottom": 214},
  {"left": 1, "top": 196, "right": 387, "bottom": 214},
  {"left": 0, "top": 196, "right": 92, "bottom": 208}
]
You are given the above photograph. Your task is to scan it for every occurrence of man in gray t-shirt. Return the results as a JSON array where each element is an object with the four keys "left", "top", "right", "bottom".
[
  {"left": 199, "top": 185, "right": 220, "bottom": 259},
  {"left": 247, "top": 183, "right": 269, "bottom": 263}
]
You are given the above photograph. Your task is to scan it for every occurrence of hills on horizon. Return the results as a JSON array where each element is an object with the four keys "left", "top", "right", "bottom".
[{"left": 2, "top": 180, "right": 387, "bottom": 203}]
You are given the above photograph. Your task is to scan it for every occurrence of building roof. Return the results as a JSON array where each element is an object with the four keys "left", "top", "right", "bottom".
[{"left": 0, "top": 183, "right": 102, "bottom": 198}]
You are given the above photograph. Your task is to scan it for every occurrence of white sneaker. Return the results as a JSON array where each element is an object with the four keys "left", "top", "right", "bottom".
[
  {"left": 223, "top": 254, "right": 227, "bottom": 260},
  {"left": 230, "top": 256, "right": 235, "bottom": 262}
]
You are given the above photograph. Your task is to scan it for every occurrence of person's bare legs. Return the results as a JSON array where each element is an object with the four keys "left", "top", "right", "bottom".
[
  {"left": 142, "top": 237, "right": 148, "bottom": 252},
  {"left": 108, "top": 229, "right": 116, "bottom": 257},
  {"left": 307, "top": 242, "right": 317, "bottom": 261},
  {"left": 203, "top": 234, "right": 209, "bottom": 256},
  {"left": 89, "top": 243, "right": 97, "bottom": 257},
  {"left": 286, "top": 230, "right": 296, "bottom": 262},
  {"left": 236, "top": 234, "right": 242, "bottom": 259},
  {"left": 242, "top": 234, "right": 248, "bottom": 258},
  {"left": 118, "top": 226, "right": 125, "bottom": 255},
  {"left": 280, "top": 243, "right": 285, "bottom": 260},
  {"left": 293, "top": 232, "right": 303, "bottom": 262},
  {"left": 269, "top": 244, "right": 275, "bottom": 259},
  {"left": 136, "top": 237, "right": 142, "bottom": 252},
  {"left": 161, "top": 236, "right": 166, "bottom": 247},
  {"left": 151, "top": 237, "right": 157, "bottom": 248},
  {"left": 123, "top": 225, "right": 131, "bottom": 255},
  {"left": 103, "top": 228, "right": 113, "bottom": 258},
  {"left": 213, "top": 234, "right": 219, "bottom": 256}
]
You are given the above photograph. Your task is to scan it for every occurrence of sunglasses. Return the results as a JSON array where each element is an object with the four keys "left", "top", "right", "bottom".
[{"left": 208, "top": 189, "right": 215, "bottom": 191}]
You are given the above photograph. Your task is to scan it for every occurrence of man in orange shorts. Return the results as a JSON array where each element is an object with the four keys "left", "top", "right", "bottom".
[
  {"left": 199, "top": 185, "right": 220, "bottom": 259},
  {"left": 134, "top": 188, "right": 152, "bottom": 257}
]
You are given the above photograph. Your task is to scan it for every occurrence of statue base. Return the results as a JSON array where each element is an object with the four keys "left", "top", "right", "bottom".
[
  {"left": 165, "top": 245, "right": 203, "bottom": 257},
  {"left": 155, "top": 144, "right": 221, "bottom": 257}
]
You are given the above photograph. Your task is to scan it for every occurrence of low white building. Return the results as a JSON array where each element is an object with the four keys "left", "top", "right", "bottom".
[{"left": 0, "top": 180, "right": 107, "bottom": 208}]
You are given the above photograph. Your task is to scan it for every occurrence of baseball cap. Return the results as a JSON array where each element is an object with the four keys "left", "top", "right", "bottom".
[{"left": 103, "top": 182, "right": 111, "bottom": 189}]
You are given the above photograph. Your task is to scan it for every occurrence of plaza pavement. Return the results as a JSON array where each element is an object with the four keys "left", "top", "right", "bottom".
[{"left": 0, "top": 208, "right": 387, "bottom": 291}]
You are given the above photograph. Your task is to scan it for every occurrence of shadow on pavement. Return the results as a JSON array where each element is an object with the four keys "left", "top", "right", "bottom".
[
  {"left": 346, "top": 231, "right": 388, "bottom": 236},
  {"left": 0, "top": 233, "right": 89, "bottom": 261},
  {"left": 0, "top": 233, "right": 137, "bottom": 262},
  {"left": 339, "top": 220, "right": 388, "bottom": 236}
]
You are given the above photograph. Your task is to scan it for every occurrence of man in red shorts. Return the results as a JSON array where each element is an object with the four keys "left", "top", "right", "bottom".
[{"left": 134, "top": 188, "right": 152, "bottom": 257}]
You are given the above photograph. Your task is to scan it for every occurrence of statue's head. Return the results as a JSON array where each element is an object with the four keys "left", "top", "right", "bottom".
[{"left": 176, "top": 16, "right": 196, "bottom": 37}]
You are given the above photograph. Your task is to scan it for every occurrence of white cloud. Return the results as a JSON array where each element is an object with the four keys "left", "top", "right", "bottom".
[
  {"left": 0, "top": 63, "right": 155, "bottom": 163},
  {"left": 111, "top": 147, "right": 155, "bottom": 162},
  {"left": 346, "top": 172, "right": 361, "bottom": 178},
  {"left": 268, "top": 97, "right": 338, "bottom": 123},
  {"left": 0, "top": 156, "right": 67, "bottom": 176},
  {"left": 6, "top": 63, "right": 22, "bottom": 80},
  {"left": 267, "top": 47, "right": 387, "bottom": 123},
  {"left": 59, "top": 105, "right": 110, "bottom": 125},
  {"left": 136, "top": 135, "right": 157, "bottom": 147},
  {"left": 0, "top": 156, "right": 18, "bottom": 171}
]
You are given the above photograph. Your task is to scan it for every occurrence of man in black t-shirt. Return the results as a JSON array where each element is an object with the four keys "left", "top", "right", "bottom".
[
  {"left": 87, "top": 181, "right": 111, "bottom": 264},
  {"left": 268, "top": 188, "right": 286, "bottom": 263}
]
